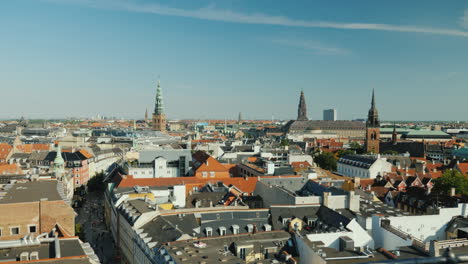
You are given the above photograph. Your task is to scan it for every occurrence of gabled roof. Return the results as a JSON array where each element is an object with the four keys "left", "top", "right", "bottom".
[{"left": 192, "top": 151, "right": 229, "bottom": 172}]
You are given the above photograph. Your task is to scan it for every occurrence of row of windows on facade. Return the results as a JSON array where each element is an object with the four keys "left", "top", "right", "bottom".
[
  {"left": 339, "top": 166, "right": 371, "bottom": 177},
  {"left": 201, "top": 171, "right": 217, "bottom": 177},
  {"left": 1, "top": 225, "right": 37, "bottom": 236}
]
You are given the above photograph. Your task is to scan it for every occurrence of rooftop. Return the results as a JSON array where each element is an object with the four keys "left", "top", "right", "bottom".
[{"left": 0, "top": 180, "right": 63, "bottom": 204}]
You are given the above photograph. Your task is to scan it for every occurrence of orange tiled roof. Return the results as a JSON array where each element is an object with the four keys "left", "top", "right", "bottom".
[
  {"left": 16, "top": 144, "right": 50, "bottom": 153},
  {"left": 116, "top": 175, "right": 259, "bottom": 194},
  {"left": 247, "top": 157, "right": 258, "bottom": 163},
  {"left": 0, "top": 143, "right": 13, "bottom": 161},
  {"left": 291, "top": 161, "right": 312, "bottom": 168},
  {"left": 359, "top": 179, "right": 375, "bottom": 189},
  {"left": 0, "top": 164, "right": 23, "bottom": 175},
  {"left": 78, "top": 149, "right": 94, "bottom": 159},
  {"left": 457, "top": 163, "right": 468, "bottom": 176}
]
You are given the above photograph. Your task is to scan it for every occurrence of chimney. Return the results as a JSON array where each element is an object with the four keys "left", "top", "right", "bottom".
[
  {"left": 323, "top": 192, "right": 330, "bottom": 208},
  {"left": 450, "top": 187, "right": 456, "bottom": 197},
  {"left": 429, "top": 240, "right": 441, "bottom": 257},
  {"left": 54, "top": 238, "right": 61, "bottom": 258},
  {"left": 354, "top": 177, "right": 361, "bottom": 188}
]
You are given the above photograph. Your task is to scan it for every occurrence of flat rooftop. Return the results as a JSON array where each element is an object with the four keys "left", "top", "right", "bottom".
[
  {"left": 165, "top": 231, "right": 291, "bottom": 264},
  {"left": 0, "top": 238, "right": 91, "bottom": 263},
  {"left": 0, "top": 180, "right": 63, "bottom": 204}
]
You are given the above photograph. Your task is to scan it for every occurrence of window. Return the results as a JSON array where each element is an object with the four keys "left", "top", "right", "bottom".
[
  {"left": 11, "top": 227, "right": 19, "bottom": 235},
  {"left": 210, "top": 171, "right": 215, "bottom": 177},
  {"left": 202, "top": 172, "right": 208, "bottom": 177},
  {"left": 29, "top": 225, "right": 36, "bottom": 233}
]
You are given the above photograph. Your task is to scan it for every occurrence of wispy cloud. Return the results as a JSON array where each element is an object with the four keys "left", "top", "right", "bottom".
[
  {"left": 272, "top": 39, "right": 349, "bottom": 55},
  {"left": 461, "top": 9, "right": 468, "bottom": 29},
  {"left": 44, "top": 0, "right": 468, "bottom": 37}
]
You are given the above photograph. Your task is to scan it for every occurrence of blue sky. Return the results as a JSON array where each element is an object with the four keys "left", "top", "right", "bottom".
[{"left": 1, "top": 0, "right": 467, "bottom": 121}]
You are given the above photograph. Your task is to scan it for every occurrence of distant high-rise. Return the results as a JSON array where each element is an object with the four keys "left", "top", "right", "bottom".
[
  {"left": 152, "top": 80, "right": 166, "bottom": 132},
  {"left": 365, "top": 89, "right": 380, "bottom": 153},
  {"left": 323, "top": 109, "right": 337, "bottom": 121},
  {"left": 297, "top": 91, "right": 308, "bottom": 121}
]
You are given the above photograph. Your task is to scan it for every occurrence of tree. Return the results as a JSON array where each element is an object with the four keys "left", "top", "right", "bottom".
[
  {"left": 87, "top": 172, "right": 106, "bottom": 193},
  {"left": 280, "top": 139, "right": 289, "bottom": 146},
  {"left": 336, "top": 149, "right": 353, "bottom": 159},
  {"left": 383, "top": 150, "right": 399, "bottom": 155},
  {"left": 349, "top": 141, "right": 365, "bottom": 154},
  {"left": 433, "top": 170, "right": 468, "bottom": 195},
  {"left": 315, "top": 151, "right": 337, "bottom": 171}
]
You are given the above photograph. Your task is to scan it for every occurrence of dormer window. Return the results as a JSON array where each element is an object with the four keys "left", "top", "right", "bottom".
[
  {"left": 219, "top": 226, "right": 226, "bottom": 236},
  {"left": 232, "top": 225, "right": 240, "bottom": 234},
  {"left": 205, "top": 227, "right": 213, "bottom": 237}
]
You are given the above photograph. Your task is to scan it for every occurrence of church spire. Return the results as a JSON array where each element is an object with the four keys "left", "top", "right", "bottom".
[
  {"left": 152, "top": 79, "right": 167, "bottom": 132},
  {"left": 392, "top": 122, "right": 398, "bottom": 144},
  {"left": 297, "top": 90, "right": 308, "bottom": 121},
  {"left": 366, "top": 89, "right": 379, "bottom": 127},
  {"left": 154, "top": 80, "right": 164, "bottom": 115}
]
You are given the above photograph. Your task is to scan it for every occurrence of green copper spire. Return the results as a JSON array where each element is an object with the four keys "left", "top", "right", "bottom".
[
  {"left": 54, "top": 144, "right": 65, "bottom": 166},
  {"left": 54, "top": 144, "right": 65, "bottom": 176},
  {"left": 154, "top": 80, "right": 164, "bottom": 115}
]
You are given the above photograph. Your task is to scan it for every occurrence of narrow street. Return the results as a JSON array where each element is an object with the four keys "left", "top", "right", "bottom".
[{"left": 76, "top": 191, "right": 118, "bottom": 264}]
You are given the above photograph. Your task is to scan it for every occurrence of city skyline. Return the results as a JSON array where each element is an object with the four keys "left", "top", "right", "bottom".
[{"left": 1, "top": 0, "right": 468, "bottom": 120}]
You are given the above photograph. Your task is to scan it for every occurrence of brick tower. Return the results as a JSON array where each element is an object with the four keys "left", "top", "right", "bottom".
[{"left": 365, "top": 89, "right": 380, "bottom": 153}]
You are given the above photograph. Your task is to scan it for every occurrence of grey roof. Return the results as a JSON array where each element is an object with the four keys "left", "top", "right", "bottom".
[
  {"left": 200, "top": 210, "right": 270, "bottom": 236},
  {"left": 163, "top": 231, "right": 291, "bottom": 264},
  {"left": 258, "top": 177, "right": 307, "bottom": 193},
  {"left": 273, "top": 167, "right": 295, "bottom": 176},
  {"left": 29, "top": 151, "right": 50, "bottom": 161},
  {"left": 9, "top": 153, "right": 31, "bottom": 159},
  {"left": 0, "top": 180, "right": 63, "bottom": 204},
  {"left": 338, "top": 154, "right": 377, "bottom": 169},
  {"left": 0, "top": 238, "right": 88, "bottom": 263},
  {"left": 139, "top": 149, "right": 191, "bottom": 163},
  {"left": 284, "top": 120, "right": 365, "bottom": 132},
  {"left": 142, "top": 214, "right": 198, "bottom": 244},
  {"left": 186, "top": 191, "right": 227, "bottom": 208},
  {"left": 270, "top": 206, "right": 321, "bottom": 230},
  {"left": 316, "top": 206, "right": 353, "bottom": 228},
  {"left": 446, "top": 216, "right": 468, "bottom": 233}
]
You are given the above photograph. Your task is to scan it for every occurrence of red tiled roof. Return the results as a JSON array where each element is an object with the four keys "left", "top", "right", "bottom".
[
  {"left": 457, "top": 163, "right": 468, "bottom": 176},
  {"left": 0, "top": 164, "right": 22, "bottom": 175},
  {"left": 0, "top": 143, "right": 12, "bottom": 161},
  {"left": 291, "top": 161, "right": 312, "bottom": 168},
  {"left": 78, "top": 149, "right": 94, "bottom": 159},
  {"left": 116, "top": 175, "right": 259, "bottom": 194},
  {"left": 16, "top": 144, "right": 50, "bottom": 153}
]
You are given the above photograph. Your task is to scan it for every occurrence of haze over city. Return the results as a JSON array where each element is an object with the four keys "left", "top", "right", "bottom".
[{"left": 1, "top": 0, "right": 468, "bottom": 120}]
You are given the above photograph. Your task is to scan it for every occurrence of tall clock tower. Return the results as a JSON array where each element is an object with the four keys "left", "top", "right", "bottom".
[
  {"left": 365, "top": 89, "right": 380, "bottom": 153},
  {"left": 152, "top": 80, "right": 166, "bottom": 132}
]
